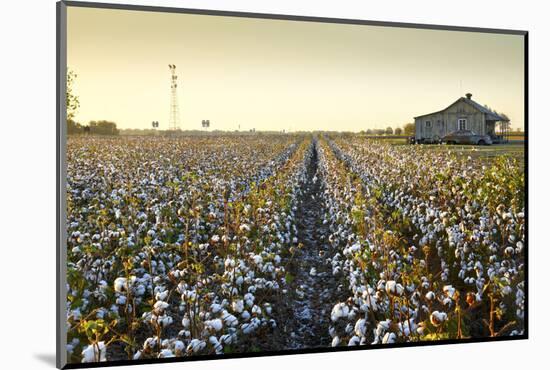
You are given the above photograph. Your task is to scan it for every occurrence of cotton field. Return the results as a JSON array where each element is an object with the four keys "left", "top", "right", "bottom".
[{"left": 65, "top": 134, "right": 525, "bottom": 363}]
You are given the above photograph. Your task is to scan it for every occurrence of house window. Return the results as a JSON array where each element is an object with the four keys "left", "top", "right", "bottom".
[
  {"left": 425, "top": 121, "right": 432, "bottom": 128},
  {"left": 458, "top": 118, "right": 467, "bottom": 130}
]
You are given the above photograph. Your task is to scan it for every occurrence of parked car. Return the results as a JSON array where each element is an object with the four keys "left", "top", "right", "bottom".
[
  {"left": 412, "top": 136, "right": 441, "bottom": 144},
  {"left": 442, "top": 130, "right": 493, "bottom": 145}
]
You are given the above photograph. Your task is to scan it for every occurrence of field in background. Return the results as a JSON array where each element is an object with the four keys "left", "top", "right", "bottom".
[
  {"left": 414, "top": 143, "right": 525, "bottom": 166},
  {"left": 361, "top": 136, "right": 525, "bottom": 166}
]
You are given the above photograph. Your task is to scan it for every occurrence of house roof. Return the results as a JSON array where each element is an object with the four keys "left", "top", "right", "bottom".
[{"left": 414, "top": 96, "right": 509, "bottom": 121}]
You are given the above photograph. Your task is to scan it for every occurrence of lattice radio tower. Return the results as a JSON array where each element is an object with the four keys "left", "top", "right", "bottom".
[{"left": 168, "top": 64, "right": 181, "bottom": 131}]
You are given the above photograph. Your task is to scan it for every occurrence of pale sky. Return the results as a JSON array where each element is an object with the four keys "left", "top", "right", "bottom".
[{"left": 67, "top": 6, "right": 525, "bottom": 132}]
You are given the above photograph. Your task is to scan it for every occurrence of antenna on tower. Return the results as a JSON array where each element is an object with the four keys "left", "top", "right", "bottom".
[{"left": 168, "top": 64, "right": 181, "bottom": 131}]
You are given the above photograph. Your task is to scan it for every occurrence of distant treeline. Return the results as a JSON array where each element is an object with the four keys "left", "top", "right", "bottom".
[
  {"left": 68, "top": 120, "right": 119, "bottom": 135},
  {"left": 359, "top": 123, "right": 415, "bottom": 136},
  {"left": 67, "top": 123, "right": 418, "bottom": 136}
]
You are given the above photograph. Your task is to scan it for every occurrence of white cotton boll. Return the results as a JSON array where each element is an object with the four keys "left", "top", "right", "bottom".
[
  {"left": 161, "top": 316, "right": 173, "bottom": 327},
  {"left": 244, "top": 293, "right": 255, "bottom": 307},
  {"left": 134, "top": 284, "right": 146, "bottom": 296},
  {"left": 81, "top": 342, "right": 107, "bottom": 363},
  {"left": 235, "top": 276, "right": 244, "bottom": 286},
  {"left": 143, "top": 337, "right": 158, "bottom": 350},
  {"left": 309, "top": 267, "right": 317, "bottom": 276},
  {"left": 211, "top": 303, "right": 223, "bottom": 313},
  {"left": 239, "top": 224, "right": 251, "bottom": 233},
  {"left": 207, "top": 318, "right": 223, "bottom": 332},
  {"left": 331, "top": 336, "right": 341, "bottom": 347},
  {"left": 133, "top": 350, "right": 142, "bottom": 360},
  {"left": 182, "top": 317, "right": 190, "bottom": 329},
  {"left": 504, "top": 246, "right": 515, "bottom": 257},
  {"left": 158, "top": 349, "right": 174, "bottom": 358},
  {"left": 241, "top": 322, "right": 257, "bottom": 334},
  {"left": 187, "top": 339, "right": 206, "bottom": 353},
  {"left": 425, "top": 291, "right": 435, "bottom": 301},
  {"left": 398, "top": 321, "right": 415, "bottom": 337},
  {"left": 241, "top": 310, "right": 251, "bottom": 321},
  {"left": 155, "top": 290, "right": 169, "bottom": 301},
  {"left": 225, "top": 258, "right": 236, "bottom": 269},
  {"left": 502, "top": 286, "right": 512, "bottom": 295},
  {"left": 443, "top": 285, "right": 455, "bottom": 298},
  {"left": 251, "top": 305, "right": 262, "bottom": 315},
  {"left": 179, "top": 330, "right": 191, "bottom": 338},
  {"left": 516, "top": 241, "right": 524, "bottom": 253},
  {"left": 430, "top": 311, "right": 448, "bottom": 327},
  {"left": 209, "top": 336, "right": 223, "bottom": 354},
  {"left": 114, "top": 277, "right": 127, "bottom": 293},
  {"left": 154, "top": 301, "right": 169, "bottom": 312},
  {"left": 253, "top": 255, "right": 263, "bottom": 265},
  {"left": 331, "top": 303, "right": 349, "bottom": 322},
  {"left": 232, "top": 300, "right": 244, "bottom": 313},
  {"left": 382, "top": 332, "right": 396, "bottom": 344},
  {"left": 211, "top": 235, "right": 220, "bottom": 243},
  {"left": 385, "top": 281, "right": 404, "bottom": 296},
  {"left": 116, "top": 295, "right": 127, "bottom": 305},
  {"left": 348, "top": 336, "right": 360, "bottom": 346},
  {"left": 222, "top": 312, "right": 239, "bottom": 327},
  {"left": 376, "top": 320, "right": 391, "bottom": 338},
  {"left": 220, "top": 334, "right": 234, "bottom": 345},
  {"left": 354, "top": 318, "right": 367, "bottom": 337}
]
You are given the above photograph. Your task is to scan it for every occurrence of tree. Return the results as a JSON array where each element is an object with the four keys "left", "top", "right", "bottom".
[
  {"left": 89, "top": 120, "right": 119, "bottom": 135},
  {"left": 67, "top": 119, "right": 85, "bottom": 135},
  {"left": 394, "top": 127, "right": 403, "bottom": 135},
  {"left": 66, "top": 68, "right": 80, "bottom": 121},
  {"left": 403, "top": 123, "right": 415, "bottom": 136},
  {"left": 366, "top": 129, "right": 373, "bottom": 135},
  {"left": 385, "top": 126, "right": 394, "bottom": 135}
]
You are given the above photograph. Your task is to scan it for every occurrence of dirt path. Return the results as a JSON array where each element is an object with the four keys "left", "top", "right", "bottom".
[{"left": 282, "top": 139, "right": 341, "bottom": 349}]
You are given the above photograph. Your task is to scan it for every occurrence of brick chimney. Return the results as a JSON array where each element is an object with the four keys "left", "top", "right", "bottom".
[{"left": 466, "top": 93, "right": 472, "bottom": 100}]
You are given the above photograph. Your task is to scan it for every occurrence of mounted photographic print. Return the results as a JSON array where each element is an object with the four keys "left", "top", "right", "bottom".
[{"left": 56, "top": 1, "right": 528, "bottom": 368}]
